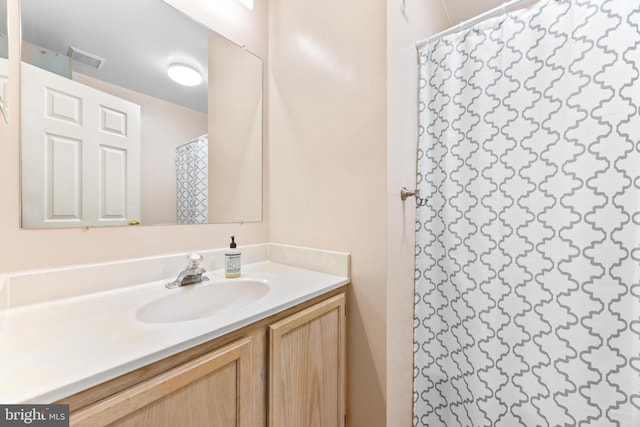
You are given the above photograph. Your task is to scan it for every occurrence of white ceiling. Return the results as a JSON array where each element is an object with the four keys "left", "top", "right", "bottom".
[
  {"left": 441, "top": 0, "right": 537, "bottom": 25},
  {"left": 0, "top": 0, "right": 6, "bottom": 34},
  {"left": 19, "top": 0, "right": 531, "bottom": 114},
  {"left": 21, "top": 0, "right": 211, "bottom": 113}
]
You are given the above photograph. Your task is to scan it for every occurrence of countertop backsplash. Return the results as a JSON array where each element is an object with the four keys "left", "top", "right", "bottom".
[
  {"left": 3, "top": 243, "right": 350, "bottom": 309},
  {"left": 4, "top": 244, "right": 268, "bottom": 308}
]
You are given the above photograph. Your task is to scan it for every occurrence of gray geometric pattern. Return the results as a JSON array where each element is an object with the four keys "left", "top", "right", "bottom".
[
  {"left": 176, "top": 134, "right": 208, "bottom": 224},
  {"left": 413, "top": 0, "right": 640, "bottom": 425}
]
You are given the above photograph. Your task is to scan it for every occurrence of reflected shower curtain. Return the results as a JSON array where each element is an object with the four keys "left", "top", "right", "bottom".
[
  {"left": 175, "top": 135, "right": 208, "bottom": 224},
  {"left": 413, "top": 0, "right": 640, "bottom": 425}
]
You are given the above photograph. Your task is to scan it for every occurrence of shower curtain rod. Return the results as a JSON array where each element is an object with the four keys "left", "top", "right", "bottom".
[
  {"left": 176, "top": 134, "right": 208, "bottom": 149},
  {"left": 416, "top": 0, "right": 535, "bottom": 49}
]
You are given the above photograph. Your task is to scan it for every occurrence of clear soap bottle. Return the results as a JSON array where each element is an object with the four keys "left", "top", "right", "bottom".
[{"left": 225, "top": 235, "right": 241, "bottom": 278}]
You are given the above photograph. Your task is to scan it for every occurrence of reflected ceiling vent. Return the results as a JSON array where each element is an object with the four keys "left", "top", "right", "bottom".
[{"left": 67, "top": 46, "right": 106, "bottom": 70}]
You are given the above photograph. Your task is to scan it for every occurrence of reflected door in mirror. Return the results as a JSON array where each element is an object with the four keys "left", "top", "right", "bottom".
[{"left": 21, "top": 62, "right": 141, "bottom": 228}]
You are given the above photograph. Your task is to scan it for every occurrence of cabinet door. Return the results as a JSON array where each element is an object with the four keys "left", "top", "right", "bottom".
[
  {"left": 70, "top": 336, "right": 254, "bottom": 427},
  {"left": 269, "top": 294, "right": 346, "bottom": 427}
]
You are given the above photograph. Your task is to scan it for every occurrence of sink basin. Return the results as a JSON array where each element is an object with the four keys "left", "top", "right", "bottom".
[{"left": 136, "top": 279, "right": 270, "bottom": 323}]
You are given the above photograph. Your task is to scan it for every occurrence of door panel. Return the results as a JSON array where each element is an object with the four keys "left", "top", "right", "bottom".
[
  {"left": 47, "top": 133, "right": 82, "bottom": 220},
  {"left": 22, "top": 61, "right": 140, "bottom": 228}
]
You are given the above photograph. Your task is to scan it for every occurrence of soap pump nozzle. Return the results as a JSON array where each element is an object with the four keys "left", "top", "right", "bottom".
[{"left": 230, "top": 235, "right": 237, "bottom": 249}]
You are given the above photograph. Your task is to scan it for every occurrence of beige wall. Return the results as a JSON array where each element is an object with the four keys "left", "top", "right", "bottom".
[
  {"left": 1, "top": 0, "right": 457, "bottom": 423},
  {"left": 268, "top": 0, "right": 451, "bottom": 424},
  {"left": 208, "top": 34, "right": 262, "bottom": 223},
  {"left": 0, "top": 0, "right": 267, "bottom": 274},
  {"left": 267, "top": 0, "right": 388, "bottom": 425},
  {"left": 386, "top": 1, "right": 451, "bottom": 425},
  {"left": 167, "top": 0, "right": 269, "bottom": 227},
  {"left": 76, "top": 73, "right": 208, "bottom": 225}
]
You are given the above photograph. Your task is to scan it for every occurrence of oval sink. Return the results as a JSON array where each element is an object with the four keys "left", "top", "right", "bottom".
[{"left": 136, "top": 279, "right": 270, "bottom": 324}]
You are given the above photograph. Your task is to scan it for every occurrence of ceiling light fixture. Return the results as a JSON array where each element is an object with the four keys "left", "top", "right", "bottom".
[{"left": 167, "top": 63, "right": 202, "bottom": 86}]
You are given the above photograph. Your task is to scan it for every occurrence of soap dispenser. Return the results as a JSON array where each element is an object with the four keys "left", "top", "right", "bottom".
[{"left": 225, "top": 236, "right": 241, "bottom": 278}]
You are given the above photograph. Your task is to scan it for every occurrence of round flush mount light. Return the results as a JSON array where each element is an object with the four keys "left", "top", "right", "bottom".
[{"left": 167, "top": 63, "right": 202, "bottom": 86}]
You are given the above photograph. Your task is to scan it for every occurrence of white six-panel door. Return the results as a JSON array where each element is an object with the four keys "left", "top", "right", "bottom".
[{"left": 21, "top": 62, "right": 141, "bottom": 228}]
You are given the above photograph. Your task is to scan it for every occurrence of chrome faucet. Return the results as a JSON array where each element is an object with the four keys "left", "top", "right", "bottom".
[{"left": 166, "top": 252, "right": 209, "bottom": 289}]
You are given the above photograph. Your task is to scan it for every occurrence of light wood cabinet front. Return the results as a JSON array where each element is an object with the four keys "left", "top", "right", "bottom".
[
  {"left": 268, "top": 294, "right": 346, "bottom": 427},
  {"left": 59, "top": 289, "right": 347, "bottom": 427},
  {"left": 70, "top": 336, "right": 255, "bottom": 427}
]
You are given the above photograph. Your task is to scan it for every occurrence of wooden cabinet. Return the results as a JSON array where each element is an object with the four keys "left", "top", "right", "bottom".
[
  {"left": 268, "top": 294, "right": 346, "bottom": 427},
  {"left": 60, "top": 289, "right": 346, "bottom": 427},
  {"left": 70, "top": 336, "right": 256, "bottom": 427}
]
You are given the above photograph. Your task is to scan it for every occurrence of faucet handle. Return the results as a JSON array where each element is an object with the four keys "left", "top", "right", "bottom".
[{"left": 186, "top": 252, "right": 204, "bottom": 268}]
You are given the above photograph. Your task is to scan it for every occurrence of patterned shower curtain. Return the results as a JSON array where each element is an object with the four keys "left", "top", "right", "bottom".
[
  {"left": 175, "top": 135, "right": 208, "bottom": 224},
  {"left": 413, "top": 0, "right": 640, "bottom": 425}
]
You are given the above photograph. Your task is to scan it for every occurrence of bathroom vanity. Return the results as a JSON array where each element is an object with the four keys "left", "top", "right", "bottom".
[
  {"left": 63, "top": 289, "right": 345, "bottom": 427},
  {"left": 0, "top": 244, "right": 350, "bottom": 427}
]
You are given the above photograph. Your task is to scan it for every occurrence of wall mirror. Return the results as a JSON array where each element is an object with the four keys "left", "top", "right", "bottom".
[
  {"left": 0, "top": 0, "right": 8, "bottom": 123},
  {"left": 20, "top": 0, "right": 263, "bottom": 228}
]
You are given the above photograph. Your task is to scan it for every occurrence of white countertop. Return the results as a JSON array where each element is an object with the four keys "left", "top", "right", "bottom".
[{"left": 0, "top": 261, "right": 349, "bottom": 403}]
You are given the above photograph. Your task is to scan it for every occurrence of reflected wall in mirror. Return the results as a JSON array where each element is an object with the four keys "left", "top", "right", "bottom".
[
  {"left": 20, "top": 0, "right": 263, "bottom": 228},
  {"left": 0, "top": 0, "right": 8, "bottom": 123}
]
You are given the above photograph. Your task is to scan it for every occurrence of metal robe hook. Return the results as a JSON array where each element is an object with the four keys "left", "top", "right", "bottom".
[{"left": 401, "top": 187, "right": 418, "bottom": 201}]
